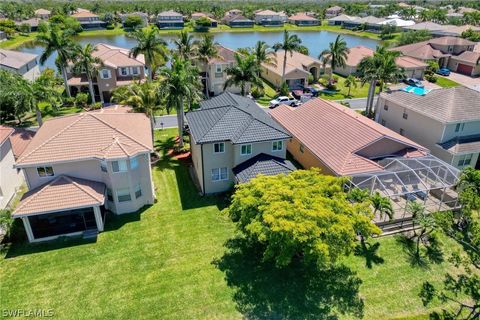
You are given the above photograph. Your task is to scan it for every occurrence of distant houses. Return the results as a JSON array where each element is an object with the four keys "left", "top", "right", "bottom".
[
  {"left": 325, "top": 6, "right": 344, "bottom": 18},
  {"left": 254, "top": 10, "right": 287, "bottom": 26},
  {"left": 222, "top": 14, "right": 254, "bottom": 28},
  {"left": 191, "top": 13, "right": 218, "bottom": 28},
  {"left": 156, "top": 10, "right": 184, "bottom": 29},
  {"left": 119, "top": 12, "right": 149, "bottom": 28},
  {"left": 0, "top": 49, "right": 40, "bottom": 81},
  {"left": 71, "top": 8, "right": 106, "bottom": 29},
  {"left": 288, "top": 13, "right": 320, "bottom": 26},
  {"left": 34, "top": 8, "right": 51, "bottom": 20}
]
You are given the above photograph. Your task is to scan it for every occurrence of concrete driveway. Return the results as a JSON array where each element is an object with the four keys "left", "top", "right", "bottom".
[{"left": 441, "top": 72, "right": 480, "bottom": 91}]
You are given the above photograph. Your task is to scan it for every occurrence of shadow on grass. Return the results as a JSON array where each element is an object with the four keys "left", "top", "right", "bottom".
[
  {"left": 395, "top": 234, "right": 444, "bottom": 269},
  {"left": 354, "top": 241, "right": 384, "bottom": 269},
  {"left": 103, "top": 206, "right": 149, "bottom": 232},
  {"left": 213, "top": 237, "right": 364, "bottom": 320}
]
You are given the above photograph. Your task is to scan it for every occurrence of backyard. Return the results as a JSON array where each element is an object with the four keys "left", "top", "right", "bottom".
[{"left": 0, "top": 128, "right": 467, "bottom": 319}]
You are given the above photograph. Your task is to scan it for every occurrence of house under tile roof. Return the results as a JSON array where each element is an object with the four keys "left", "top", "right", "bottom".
[
  {"left": 343, "top": 46, "right": 427, "bottom": 69},
  {"left": 263, "top": 50, "right": 321, "bottom": 78},
  {"left": 379, "top": 86, "right": 480, "bottom": 124},
  {"left": 439, "top": 134, "right": 480, "bottom": 154},
  {"left": 288, "top": 13, "right": 319, "bottom": 21},
  {"left": 15, "top": 108, "right": 153, "bottom": 167},
  {"left": 93, "top": 43, "right": 145, "bottom": 68},
  {"left": 9, "top": 128, "right": 36, "bottom": 159},
  {"left": 0, "top": 126, "right": 14, "bottom": 146},
  {"left": 232, "top": 153, "right": 295, "bottom": 183},
  {"left": 13, "top": 175, "right": 105, "bottom": 217},
  {"left": 186, "top": 92, "right": 290, "bottom": 144},
  {"left": 403, "top": 21, "right": 445, "bottom": 31},
  {"left": 270, "top": 98, "right": 428, "bottom": 176},
  {"left": 208, "top": 45, "right": 237, "bottom": 64},
  {"left": 451, "top": 51, "right": 480, "bottom": 64},
  {"left": 0, "top": 49, "right": 38, "bottom": 70},
  {"left": 390, "top": 40, "right": 451, "bottom": 61},
  {"left": 327, "top": 14, "right": 356, "bottom": 22}
]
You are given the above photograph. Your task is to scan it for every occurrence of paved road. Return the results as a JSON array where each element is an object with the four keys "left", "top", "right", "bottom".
[{"left": 154, "top": 97, "right": 375, "bottom": 129}]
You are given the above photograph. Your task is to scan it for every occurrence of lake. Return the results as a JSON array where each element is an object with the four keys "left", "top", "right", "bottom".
[{"left": 17, "top": 30, "right": 380, "bottom": 71}]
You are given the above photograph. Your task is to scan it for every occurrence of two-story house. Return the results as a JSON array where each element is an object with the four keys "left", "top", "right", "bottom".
[
  {"left": 0, "top": 49, "right": 40, "bottom": 81},
  {"left": 376, "top": 86, "right": 480, "bottom": 170},
  {"left": 186, "top": 92, "right": 294, "bottom": 194},
  {"left": 67, "top": 43, "right": 146, "bottom": 103},
  {"left": 71, "top": 8, "right": 106, "bottom": 29},
  {"left": 156, "top": 10, "right": 184, "bottom": 29},
  {"left": 34, "top": 8, "right": 51, "bottom": 20},
  {"left": 325, "top": 6, "right": 344, "bottom": 18},
  {"left": 254, "top": 10, "right": 287, "bottom": 26},
  {"left": 12, "top": 107, "right": 155, "bottom": 242}
]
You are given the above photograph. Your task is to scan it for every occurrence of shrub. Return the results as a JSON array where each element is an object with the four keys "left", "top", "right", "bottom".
[
  {"left": 425, "top": 74, "right": 437, "bottom": 83},
  {"left": 279, "top": 82, "right": 290, "bottom": 96},
  {"left": 307, "top": 74, "right": 314, "bottom": 84},
  {"left": 0, "top": 209, "right": 13, "bottom": 239},
  {"left": 18, "top": 23, "right": 31, "bottom": 34},
  {"left": 106, "top": 23, "right": 115, "bottom": 30},
  {"left": 75, "top": 92, "right": 89, "bottom": 108},
  {"left": 124, "top": 15, "right": 143, "bottom": 29},
  {"left": 91, "top": 102, "right": 103, "bottom": 110},
  {"left": 250, "top": 86, "right": 265, "bottom": 99}
]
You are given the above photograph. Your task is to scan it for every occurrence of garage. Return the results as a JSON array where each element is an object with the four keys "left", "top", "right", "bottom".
[{"left": 456, "top": 63, "right": 474, "bottom": 76}]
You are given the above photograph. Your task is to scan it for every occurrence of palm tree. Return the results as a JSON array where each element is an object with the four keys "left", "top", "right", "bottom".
[
  {"left": 358, "top": 46, "right": 405, "bottom": 116},
  {"left": 407, "top": 201, "right": 425, "bottom": 237},
  {"left": 112, "top": 81, "right": 163, "bottom": 142},
  {"left": 195, "top": 34, "right": 219, "bottom": 98},
  {"left": 36, "top": 26, "right": 76, "bottom": 97},
  {"left": 159, "top": 58, "right": 201, "bottom": 148},
  {"left": 251, "top": 41, "right": 277, "bottom": 76},
  {"left": 319, "top": 35, "right": 349, "bottom": 80},
  {"left": 273, "top": 30, "right": 302, "bottom": 82},
  {"left": 370, "top": 192, "right": 394, "bottom": 221},
  {"left": 344, "top": 74, "right": 357, "bottom": 97},
  {"left": 418, "top": 9, "right": 431, "bottom": 22},
  {"left": 173, "top": 31, "right": 196, "bottom": 59},
  {"left": 71, "top": 44, "right": 102, "bottom": 104},
  {"left": 130, "top": 27, "right": 169, "bottom": 81},
  {"left": 224, "top": 54, "right": 263, "bottom": 97}
]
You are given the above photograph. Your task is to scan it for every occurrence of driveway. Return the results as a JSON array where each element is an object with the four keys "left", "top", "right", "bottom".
[{"left": 441, "top": 72, "right": 480, "bottom": 91}]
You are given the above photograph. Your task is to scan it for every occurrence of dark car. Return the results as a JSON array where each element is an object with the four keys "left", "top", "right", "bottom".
[
  {"left": 303, "top": 86, "right": 320, "bottom": 96},
  {"left": 436, "top": 68, "right": 450, "bottom": 76},
  {"left": 403, "top": 78, "right": 424, "bottom": 88}
]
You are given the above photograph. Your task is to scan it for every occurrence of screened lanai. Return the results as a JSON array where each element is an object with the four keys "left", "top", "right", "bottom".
[{"left": 348, "top": 155, "right": 462, "bottom": 223}]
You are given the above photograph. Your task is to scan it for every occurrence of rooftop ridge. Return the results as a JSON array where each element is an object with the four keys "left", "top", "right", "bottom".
[{"left": 64, "top": 175, "right": 104, "bottom": 203}]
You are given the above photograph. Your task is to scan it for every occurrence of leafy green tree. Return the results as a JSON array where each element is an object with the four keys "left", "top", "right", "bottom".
[
  {"left": 398, "top": 30, "right": 432, "bottom": 46},
  {"left": 130, "top": 27, "right": 169, "bottom": 81},
  {"left": 194, "top": 16, "right": 212, "bottom": 31},
  {"left": 18, "top": 23, "right": 31, "bottom": 34},
  {"left": 173, "top": 31, "right": 196, "bottom": 60},
  {"left": 250, "top": 41, "right": 276, "bottom": 77},
  {"left": 380, "top": 24, "right": 396, "bottom": 40},
  {"left": 273, "top": 30, "right": 302, "bottom": 82},
  {"left": 462, "top": 29, "right": 480, "bottom": 42},
  {"left": 0, "top": 209, "right": 13, "bottom": 239},
  {"left": 344, "top": 74, "right": 357, "bottom": 97},
  {"left": 319, "top": 35, "right": 349, "bottom": 80},
  {"left": 347, "top": 187, "right": 370, "bottom": 203},
  {"left": 36, "top": 26, "right": 77, "bottom": 97},
  {"left": 72, "top": 44, "right": 102, "bottom": 104},
  {"left": 124, "top": 15, "right": 143, "bottom": 30},
  {"left": 224, "top": 53, "right": 263, "bottom": 97},
  {"left": 224, "top": 169, "right": 381, "bottom": 268}
]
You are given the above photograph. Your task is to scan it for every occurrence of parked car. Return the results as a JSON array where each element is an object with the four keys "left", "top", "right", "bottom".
[
  {"left": 436, "top": 68, "right": 450, "bottom": 76},
  {"left": 303, "top": 86, "right": 320, "bottom": 96},
  {"left": 269, "top": 96, "right": 298, "bottom": 108},
  {"left": 403, "top": 78, "right": 424, "bottom": 88}
]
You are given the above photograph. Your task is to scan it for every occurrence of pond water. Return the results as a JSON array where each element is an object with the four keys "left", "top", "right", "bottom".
[{"left": 17, "top": 30, "right": 380, "bottom": 71}]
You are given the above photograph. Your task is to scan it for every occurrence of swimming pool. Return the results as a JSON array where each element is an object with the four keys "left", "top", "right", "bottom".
[{"left": 402, "top": 86, "right": 431, "bottom": 95}]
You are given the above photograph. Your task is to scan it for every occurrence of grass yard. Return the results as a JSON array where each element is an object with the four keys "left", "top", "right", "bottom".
[
  {"left": 3, "top": 102, "right": 84, "bottom": 127},
  {"left": 0, "top": 128, "right": 467, "bottom": 319},
  {"left": 317, "top": 74, "right": 378, "bottom": 101},
  {"left": 435, "top": 76, "right": 461, "bottom": 88},
  {"left": 255, "top": 80, "right": 278, "bottom": 106}
]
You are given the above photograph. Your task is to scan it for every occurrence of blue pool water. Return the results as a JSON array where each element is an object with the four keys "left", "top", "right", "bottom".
[{"left": 402, "top": 86, "right": 430, "bottom": 95}]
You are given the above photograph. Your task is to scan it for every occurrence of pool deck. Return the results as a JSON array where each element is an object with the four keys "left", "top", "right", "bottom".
[{"left": 390, "top": 80, "right": 440, "bottom": 91}]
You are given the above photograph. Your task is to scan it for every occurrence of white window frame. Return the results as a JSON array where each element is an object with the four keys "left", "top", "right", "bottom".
[
  {"left": 213, "top": 142, "right": 225, "bottom": 154},
  {"left": 116, "top": 188, "right": 131, "bottom": 202},
  {"left": 37, "top": 166, "right": 54, "bottom": 177},
  {"left": 131, "top": 66, "right": 139, "bottom": 75},
  {"left": 111, "top": 160, "right": 128, "bottom": 173},
  {"left": 100, "top": 69, "right": 111, "bottom": 79},
  {"left": 211, "top": 167, "right": 228, "bottom": 182},
  {"left": 272, "top": 140, "right": 283, "bottom": 152},
  {"left": 120, "top": 67, "right": 129, "bottom": 76},
  {"left": 130, "top": 156, "right": 139, "bottom": 170},
  {"left": 215, "top": 64, "right": 222, "bottom": 73},
  {"left": 240, "top": 144, "right": 252, "bottom": 156}
]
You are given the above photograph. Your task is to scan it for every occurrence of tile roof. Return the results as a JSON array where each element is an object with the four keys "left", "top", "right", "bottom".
[
  {"left": 9, "top": 128, "right": 35, "bottom": 159},
  {"left": 288, "top": 13, "right": 319, "bottom": 21},
  {"left": 344, "top": 46, "right": 427, "bottom": 69},
  {"left": 35, "top": 8, "right": 51, "bottom": 15},
  {"left": 270, "top": 98, "right": 427, "bottom": 176},
  {"left": 438, "top": 134, "right": 480, "bottom": 154},
  {"left": 379, "top": 86, "right": 480, "bottom": 123},
  {"left": 0, "top": 126, "right": 14, "bottom": 146},
  {"left": 222, "top": 14, "right": 253, "bottom": 23},
  {"left": 71, "top": 10, "right": 99, "bottom": 18},
  {"left": 450, "top": 51, "right": 480, "bottom": 64},
  {"left": 208, "top": 45, "right": 237, "bottom": 64},
  {"left": 16, "top": 108, "right": 153, "bottom": 167},
  {"left": 428, "top": 36, "right": 476, "bottom": 46},
  {"left": 13, "top": 175, "right": 105, "bottom": 216},
  {"left": 353, "top": 16, "right": 386, "bottom": 25},
  {"left": 93, "top": 43, "right": 145, "bottom": 68},
  {"left": 326, "top": 6, "right": 343, "bottom": 12},
  {"left": 186, "top": 92, "right": 290, "bottom": 144},
  {"left": 395, "top": 55, "right": 428, "bottom": 69},
  {"left": 255, "top": 10, "right": 282, "bottom": 16},
  {"left": 262, "top": 50, "right": 320, "bottom": 77},
  {"left": 391, "top": 41, "right": 450, "bottom": 61},
  {"left": 233, "top": 153, "right": 296, "bottom": 183},
  {"left": 16, "top": 18, "right": 41, "bottom": 27},
  {"left": 327, "top": 14, "right": 356, "bottom": 22},
  {"left": 403, "top": 22, "right": 445, "bottom": 31},
  {"left": 158, "top": 10, "right": 183, "bottom": 17},
  {"left": 0, "top": 49, "right": 38, "bottom": 69}
]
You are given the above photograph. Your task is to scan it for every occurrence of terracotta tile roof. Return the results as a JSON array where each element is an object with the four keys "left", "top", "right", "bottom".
[
  {"left": 0, "top": 126, "right": 14, "bottom": 146},
  {"left": 9, "top": 128, "right": 35, "bottom": 159},
  {"left": 403, "top": 22, "right": 444, "bottom": 31},
  {"left": 288, "top": 13, "right": 319, "bottom": 21},
  {"left": 326, "top": 6, "right": 343, "bottom": 12},
  {"left": 157, "top": 10, "right": 183, "bottom": 17},
  {"left": 35, "top": 8, "right": 51, "bottom": 15},
  {"left": 0, "top": 49, "right": 38, "bottom": 69},
  {"left": 13, "top": 175, "right": 105, "bottom": 216},
  {"left": 428, "top": 36, "right": 476, "bottom": 46},
  {"left": 380, "top": 86, "right": 480, "bottom": 123},
  {"left": 328, "top": 14, "right": 356, "bottom": 22},
  {"left": 208, "top": 45, "right": 237, "bottom": 64},
  {"left": 451, "top": 51, "right": 480, "bottom": 64},
  {"left": 16, "top": 108, "right": 153, "bottom": 167},
  {"left": 71, "top": 10, "right": 99, "bottom": 18},
  {"left": 255, "top": 10, "right": 282, "bottom": 16},
  {"left": 391, "top": 41, "right": 450, "bottom": 61},
  {"left": 270, "top": 98, "right": 427, "bottom": 176},
  {"left": 345, "top": 46, "right": 426, "bottom": 69},
  {"left": 395, "top": 55, "right": 428, "bottom": 69},
  {"left": 93, "top": 43, "right": 145, "bottom": 68},
  {"left": 262, "top": 50, "right": 320, "bottom": 77}
]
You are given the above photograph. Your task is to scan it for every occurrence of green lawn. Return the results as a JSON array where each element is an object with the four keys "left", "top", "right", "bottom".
[
  {"left": 0, "top": 128, "right": 466, "bottom": 319},
  {"left": 317, "top": 74, "right": 378, "bottom": 101},
  {"left": 256, "top": 80, "right": 278, "bottom": 106},
  {"left": 435, "top": 76, "right": 461, "bottom": 88},
  {"left": 3, "top": 102, "right": 84, "bottom": 127}
]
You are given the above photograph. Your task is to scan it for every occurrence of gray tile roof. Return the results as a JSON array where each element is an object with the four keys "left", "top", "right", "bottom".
[
  {"left": 233, "top": 153, "right": 296, "bottom": 183},
  {"left": 187, "top": 92, "right": 291, "bottom": 144},
  {"left": 438, "top": 134, "right": 480, "bottom": 154},
  {"left": 380, "top": 86, "right": 480, "bottom": 123}
]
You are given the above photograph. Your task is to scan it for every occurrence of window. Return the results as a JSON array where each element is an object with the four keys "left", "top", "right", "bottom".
[
  {"left": 272, "top": 141, "right": 283, "bottom": 152},
  {"left": 100, "top": 161, "right": 107, "bottom": 173},
  {"left": 107, "top": 188, "right": 113, "bottom": 202},
  {"left": 211, "top": 167, "right": 228, "bottom": 181},
  {"left": 37, "top": 166, "right": 54, "bottom": 177},
  {"left": 214, "top": 142, "right": 225, "bottom": 153},
  {"left": 117, "top": 188, "right": 131, "bottom": 202},
  {"left": 134, "top": 184, "right": 142, "bottom": 198},
  {"left": 132, "top": 67, "right": 139, "bottom": 75},
  {"left": 100, "top": 69, "right": 111, "bottom": 79},
  {"left": 241, "top": 144, "right": 252, "bottom": 155},
  {"left": 384, "top": 105, "right": 388, "bottom": 111},
  {"left": 215, "top": 65, "right": 222, "bottom": 73},
  {"left": 120, "top": 67, "right": 128, "bottom": 76},
  {"left": 130, "top": 156, "right": 139, "bottom": 170},
  {"left": 112, "top": 160, "right": 128, "bottom": 172},
  {"left": 402, "top": 112, "right": 408, "bottom": 119},
  {"left": 454, "top": 123, "right": 465, "bottom": 133},
  {"left": 381, "top": 119, "right": 386, "bottom": 126},
  {"left": 399, "top": 128, "right": 405, "bottom": 136},
  {"left": 458, "top": 154, "right": 473, "bottom": 167},
  {"left": 300, "top": 144, "right": 304, "bottom": 153}
]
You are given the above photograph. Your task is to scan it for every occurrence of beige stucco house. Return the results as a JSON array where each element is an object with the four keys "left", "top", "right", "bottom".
[
  {"left": 0, "top": 49, "right": 40, "bottom": 81},
  {"left": 186, "top": 93, "right": 294, "bottom": 194},
  {"left": 67, "top": 43, "right": 146, "bottom": 103},
  {"left": 34, "top": 8, "right": 51, "bottom": 20},
  {"left": 13, "top": 107, "right": 155, "bottom": 242},
  {"left": 376, "top": 86, "right": 480, "bottom": 170},
  {"left": 71, "top": 8, "right": 106, "bottom": 29},
  {"left": 254, "top": 10, "right": 287, "bottom": 26},
  {"left": 261, "top": 50, "right": 322, "bottom": 88},
  {"left": 325, "top": 6, "right": 344, "bottom": 18}
]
